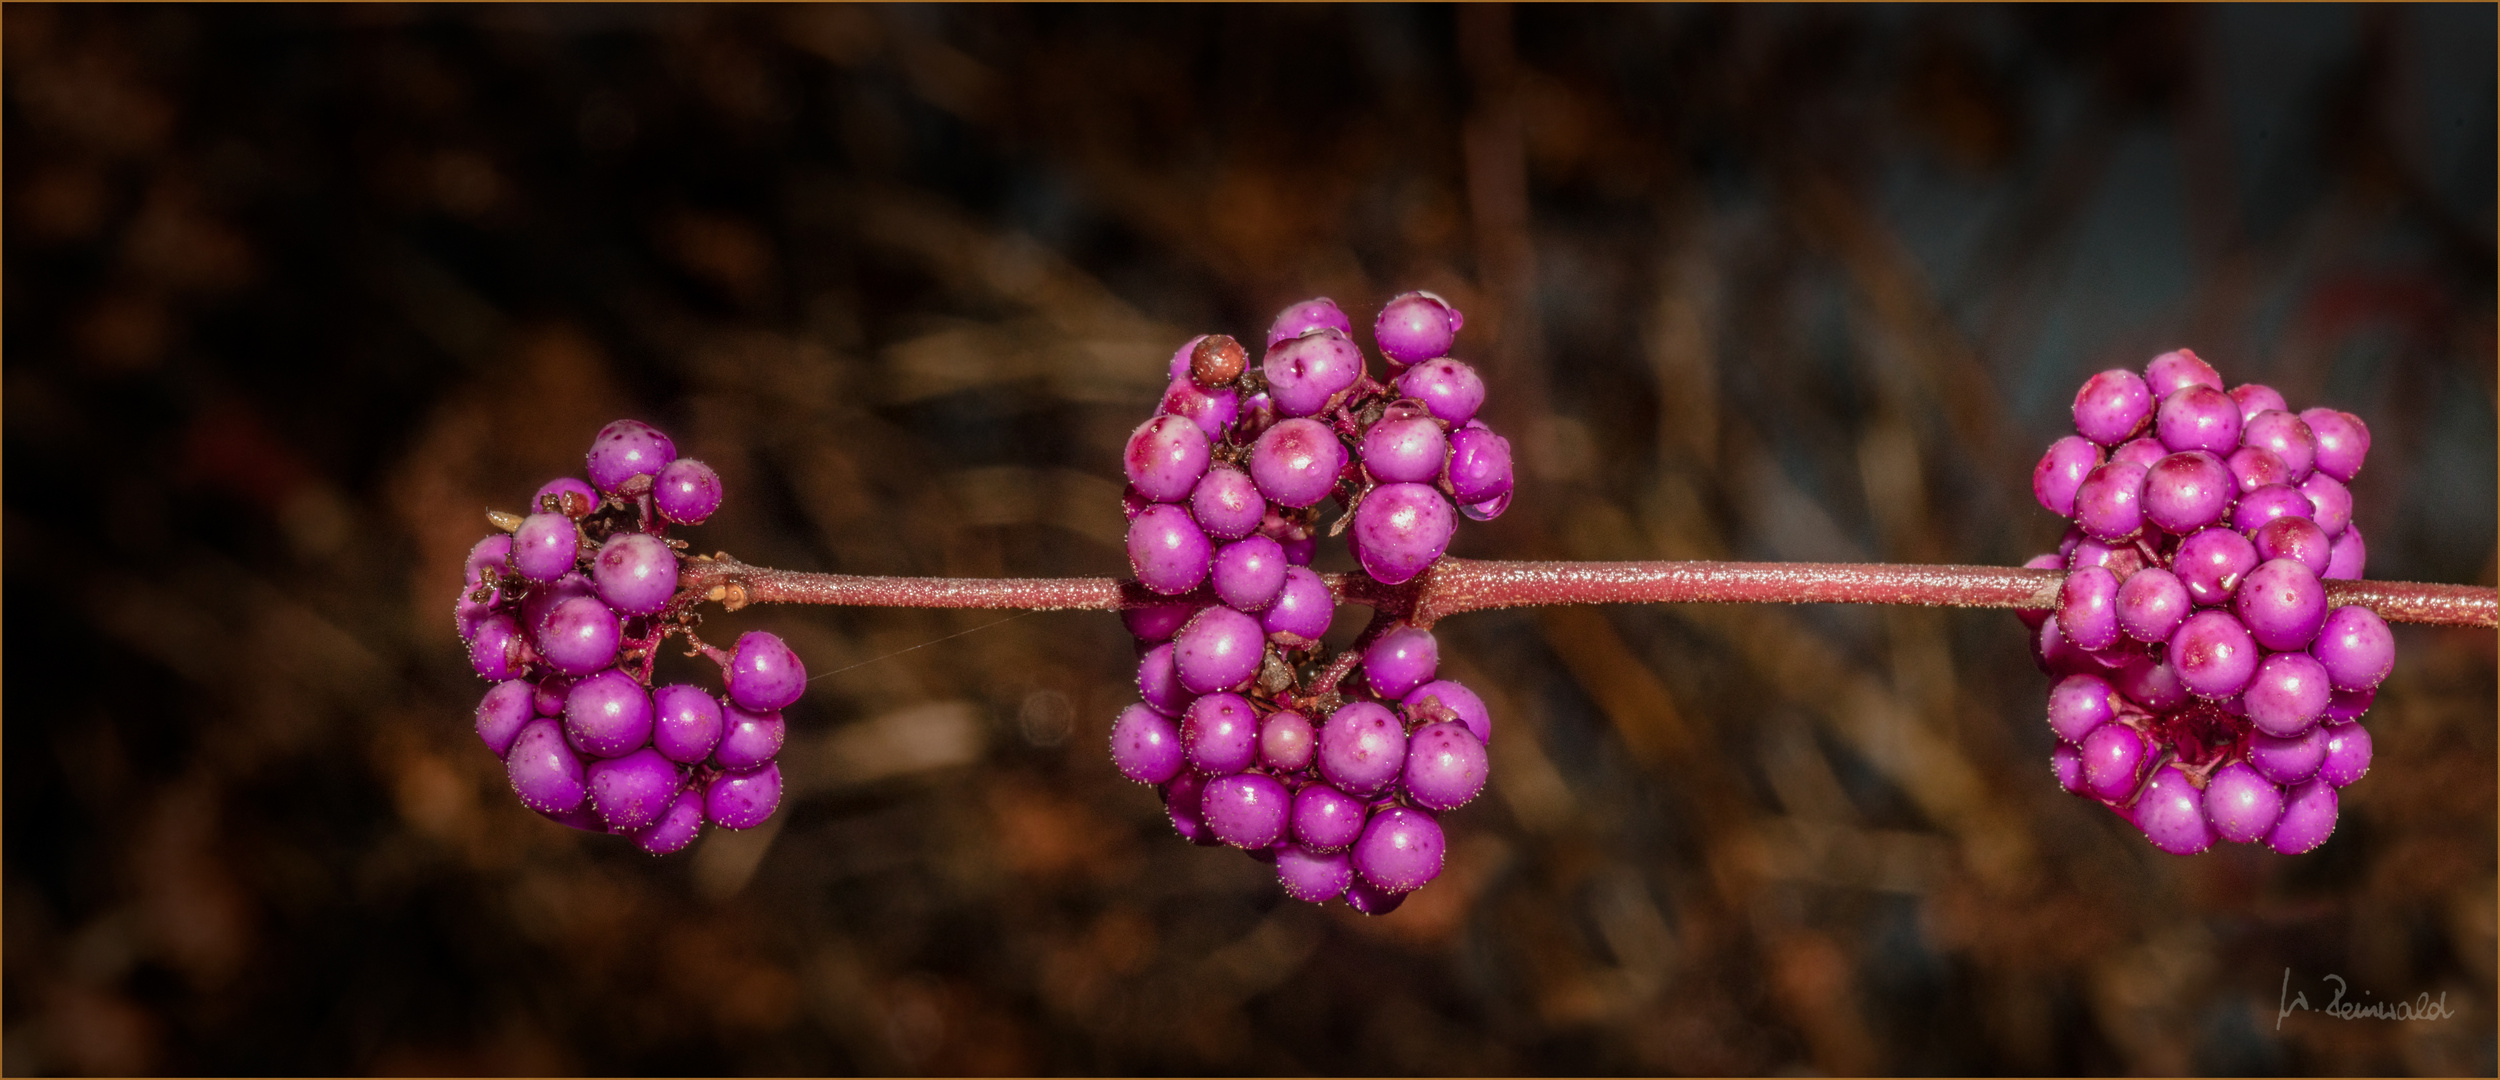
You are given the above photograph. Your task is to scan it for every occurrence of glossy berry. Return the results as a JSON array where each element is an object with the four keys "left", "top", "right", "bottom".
[
  {"left": 586, "top": 420, "right": 677, "bottom": 494},
  {"left": 1264, "top": 298, "right": 1354, "bottom": 349},
  {"left": 1174, "top": 607, "right": 1265, "bottom": 694},
  {"left": 1189, "top": 465, "right": 1265, "bottom": 540},
  {"left": 1249, "top": 418, "right": 1347, "bottom": 508},
  {"left": 2201, "top": 761, "right": 2282, "bottom": 845},
  {"left": 476, "top": 681, "right": 536, "bottom": 758},
  {"left": 2045, "top": 673, "right": 2116, "bottom": 744},
  {"left": 651, "top": 684, "right": 725, "bottom": 764},
  {"left": 507, "top": 718, "right": 588, "bottom": 814},
  {"left": 1210, "top": 535, "right": 1288, "bottom": 612},
  {"left": 593, "top": 532, "right": 679, "bottom": 616},
  {"left": 1362, "top": 627, "right": 1440, "bottom": 700},
  {"left": 1397, "top": 358, "right": 1487, "bottom": 426},
  {"left": 1275, "top": 845, "right": 1355, "bottom": 903},
  {"left": 1351, "top": 483, "right": 1456, "bottom": 585},
  {"left": 1374, "top": 291, "right": 1463, "bottom": 365},
  {"left": 705, "top": 763, "right": 782, "bottom": 830},
  {"left": 715, "top": 704, "right": 786, "bottom": 771},
  {"left": 633, "top": 786, "right": 706, "bottom": 855},
  {"left": 2033, "top": 436, "right": 2103, "bottom": 517},
  {"left": 1258, "top": 710, "right": 1317, "bottom": 772},
  {"left": 2135, "top": 763, "right": 2216, "bottom": 855},
  {"left": 587, "top": 748, "right": 682, "bottom": 833},
  {"left": 654, "top": 458, "right": 724, "bottom": 524},
  {"left": 1201, "top": 772, "right": 1291, "bottom": 849},
  {"left": 728, "top": 631, "right": 808, "bottom": 711},
  {"left": 1110, "top": 704, "right": 1185, "bottom": 785},
  {"left": 1127, "top": 504, "right": 1211, "bottom": 595},
  {"left": 1353, "top": 807, "right": 1445, "bottom": 894},
  {"left": 2154, "top": 385, "right": 2241, "bottom": 455},
  {"left": 1262, "top": 328, "right": 1365, "bottom": 417},
  {"left": 1123, "top": 415, "right": 1212, "bottom": 503},
  {"left": 512, "top": 513, "right": 580, "bottom": 582},
  {"left": 2310, "top": 606, "right": 2394, "bottom": 691},
  {"left": 565, "top": 668, "right": 654, "bottom": 759},
  {"left": 2299, "top": 408, "right": 2368, "bottom": 481},
  {"left": 1181, "top": 693, "right": 1261, "bottom": 776},
  {"left": 1401, "top": 722, "right": 1488, "bottom": 811},
  {"left": 1318, "top": 702, "right": 1407, "bottom": 797},
  {"left": 537, "top": 596, "right": 621, "bottom": 677},
  {"left": 2072, "top": 369, "right": 2152, "bottom": 446},
  {"left": 1261, "top": 566, "right": 1334, "bottom": 646}
]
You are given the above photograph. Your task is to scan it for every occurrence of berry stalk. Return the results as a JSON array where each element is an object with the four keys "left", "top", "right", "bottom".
[{"left": 676, "top": 552, "right": 2496, "bottom": 629}]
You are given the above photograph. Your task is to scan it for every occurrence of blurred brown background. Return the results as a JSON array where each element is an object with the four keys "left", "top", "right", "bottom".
[{"left": 4, "top": 4, "right": 2493, "bottom": 1075}]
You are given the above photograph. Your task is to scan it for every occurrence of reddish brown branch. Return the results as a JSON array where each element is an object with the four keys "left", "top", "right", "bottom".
[{"left": 676, "top": 553, "right": 2497, "bottom": 629}]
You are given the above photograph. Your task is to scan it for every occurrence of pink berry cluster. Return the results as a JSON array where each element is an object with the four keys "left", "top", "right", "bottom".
[
  {"left": 456, "top": 420, "right": 804, "bottom": 853},
  {"left": 2027, "top": 349, "right": 2391, "bottom": 855},
  {"left": 1108, "top": 294, "right": 1512, "bottom": 914}
]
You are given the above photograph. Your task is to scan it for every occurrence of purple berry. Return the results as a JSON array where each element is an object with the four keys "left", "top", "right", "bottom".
[
  {"left": 2111, "top": 436, "right": 2169, "bottom": 471},
  {"left": 1353, "top": 806, "right": 1445, "bottom": 894},
  {"left": 1351, "top": 483, "right": 1455, "bottom": 585},
  {"left": 477, "top": 681, "right": 536, "bottom": 758},
  {"left": 2296, "top": 472, "right": 2351, "bottom": 538},
  {"left": 715, "top": 704, "right": 786, "bottom": 771},
  {"left": 1344, "top": 876, "right": 1407, "bottom": 915},
  {"left": 2112, "top": 653, "right": 2190, "bottom": 712},
  {"left": 1362, "top": 627, "right": 1440, "bottom": 700},
  {"left": 1211, "top": 535, "right": 1288, "bottom": 612},
  {"left": 2229, "top": 383, "right": 2288, "bottom": 419},
  {"left": 1443, "top": 424, "right": 1514, "bottom": 505},
  {"left": 1362, "top": 416, "right": 1451, "bottom": 484},
  {"left": 2266, "top": 777, "right": 2338, "bottom": 853},
  {"left": 2080, "top": 723, "right": 2147, "bottom": 801},
  {"left": 2141, "top": 451, "right": 2233, "bottom": 534},
  {"left": 1317, "top": 701, "right": 1407, "bottom": 796},
  {"left": 1396, "top": 358, "right": 1487, "bottom": 426},
  {"left": 1110, "top": 704, "right": 1186, "bottom": 785},
  {"left": 704, "top": 762, "right": 782, "bottom": 830},
  {"left": 1127, "top": 504, "right": 1212, "bottom": 596},
  {"left": 1374, "top": 290, "right": 1463, "bottom": 365},
  {"left": 2248, "top": 724, "right": 2328, "bottom": 785},
  {"left": 1137, "top": 642, "right": 1192, "bottom": 716},
  {"left": 2115, "top": 567, "right": 2191, "bottom": 644},
  {"left": 507, "top": 717, "right": 589, "bottom": 814},
  {"left": 1259, "top": 710, "right": 1317, "bottom": 772},
  {"left": 2240, "top": 410, "right": 2316, "bottom": 480},
  {"left": 512, "top": 513, "right": 580, "bottom": 583},
  {"left": 592, "top": 532, "right": 679, "bottom": 616},
  {"left": 533, "top": 477, "right": 599, "bottom": 519},
  {"left": 632, "top": 785, "right": 706, "bottom": 854},
  {"left": 2233, "top": 559, "right": 2327, "bottom": 651},
  {"left": 2318, "top": 724, "right": 2372, "bottom": 788},
  {"left": 1249, "top": 418, "right": 1348, "bottom": 509},
  {"left": 1202, "top": 772, "right": 1292, "bottom": 849},
  {"left": 2072, "top": 461, "right": 2148, "bottom": 540},
  {"left": 564, "top": 668, "right": 654, "bottom": 758},
  {"left": 1181, "top": 692, "right": 1260, "bottom": 775},
  {"left": 588, "top": 748, "right": 682, "bottom": 833},
  {"left": 2072, "top": 368, "right": 2153, "bottom": 446},
  {"left": 2135, "top": 762, "right": 2216, "bottom": 855},
  {"left": 2324, "top": 524, "right": 2367, "bottom": 579},
  {"left": 1275, "top": 844, "right": 1355, "bottom": 903},
  {"left": 2033, "top": 436, "right": 2104, "bottom": 516},
  {"left": 2144, "top": 348, "right": 2223, "bottom": 398},
  {"left": 2053, "top": 744, "right": 2088, "bottom": 794},
  {"left": 1403, "top": 679, "right": 1491, "bottom": 744},
  {"left": 2251, "top": 516, "right": 2332, "bottom": 576},
  {"left": 652, "top": 684, "right": 725, "bottom": 764},
  {"left": 2173, "top": 528, "right": 2259, "bottom": 606},
  {"left": 1261, "top": 566, "right": 1335, "bottom": 646},
  {"left": 1174, "top": 606, "right": 1265, "bottom": 694},
  {"left": 2224, "top": 445, "right": 2291, "bottom": 493},
  {"left": 537, "top": 596, "right": 621, "bottom": 676},
  {"left": 2046, "top": 673, "right": 2117, "bottom": 744},
  {"left": 2299, "top": 408, "right": 2368, "bottom": 481},
  {"left": 728, "top": 631, "right": 807, "bottom": 711},
  {"left": 1262, "top": 328, "right": 1365, "bottom": 417},
  {"left": 654, "top": 458, "right": 723, "bottom": 525},
  {"left": 586, "top": 419, "right": 677, "bottom": 494},
  {"left": 1189, "top": 465, "right": 1265, "bottom": 541},
  {"left": 1401, "top": 721, "right": 1488, "bottom": 811},
  {"left": 2242, "top": 651, "right": 2331, "bottom": 738},
  {"left": 1162, "top": 770, "right": 1218, "bottom": 846},
  {"left": 1123, "top": 415, "right": 1212, "bottom": 503},
  {"left": 2200, "top": 762, "right": 2282, "bottom": 844},
  {"left": 2310, "top": 606, "right": 2394, "bottom": 691},
  {"left": 1291, "top": 783, "right": 1368, "bottom": 851},
  {"left": 2229, "top": 483, "right": 2313, "bottom": 534},
  {"left": 2056, "top": 566, "right": 2121, "bottom": 652},
  {"left": 468, "top": 613, "right": 526, "bottom": 681},
  {"left": 2170, "top": 610, "right": 2260, "bottom": 699},
  {"left": 1123, "top": 599, "right": 1203, "bottom": 645},
  {"left": 2322, "top": 686, "right": 2375, "bottom": 724},
  {"left": 1159, "top": 377, "right": 1239, "bottom": 442},
  {"left": 2155, "top": 385, "right": 2243, "bottom": 455},
  {"left": 1265, "top": 297, "right": 1354, "bottom": 349}
]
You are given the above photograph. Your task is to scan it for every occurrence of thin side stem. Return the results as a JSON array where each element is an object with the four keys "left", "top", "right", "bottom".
[{"left": 675, "top": 553, "right": 2499, "bottom": 629}]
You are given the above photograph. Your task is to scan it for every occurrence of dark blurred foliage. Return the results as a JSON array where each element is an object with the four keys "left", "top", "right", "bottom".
[{"left": 4, "top": 4, "right": 2493, "bottom": 1075}]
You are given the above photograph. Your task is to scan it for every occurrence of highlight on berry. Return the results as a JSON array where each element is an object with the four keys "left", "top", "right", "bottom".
[
  {"left": 459, "top": 420, "right": 796, "bottom": 852},
  {"left": 2027, "top": 348, "right": 2383, "bottom": 856},
  {"left": 1114, "top": 293, "right": 1506, "bottom": 915}
]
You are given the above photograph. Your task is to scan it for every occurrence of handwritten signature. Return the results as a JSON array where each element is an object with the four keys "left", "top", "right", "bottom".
[{"left": 2278, "top": 968, "right": 2455, "bottom": 1030}]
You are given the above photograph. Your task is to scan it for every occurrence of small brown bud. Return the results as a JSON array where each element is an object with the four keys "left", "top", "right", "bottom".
[
  {"left": 1189, "top": 334, "right": 1247, "bottom": 388},
  {"left": 486, "top": 510, "right": 524, "bottom": 532}
]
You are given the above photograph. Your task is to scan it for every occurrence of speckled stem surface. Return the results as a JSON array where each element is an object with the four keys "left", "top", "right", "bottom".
[{"left": 677, "top": 553, "right": 2496, "bottom": 628}]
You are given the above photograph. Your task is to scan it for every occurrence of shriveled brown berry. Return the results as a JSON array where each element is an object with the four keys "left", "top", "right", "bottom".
[{"left": 1189, "top": 333, "right": 1247, "bottom": 388}]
